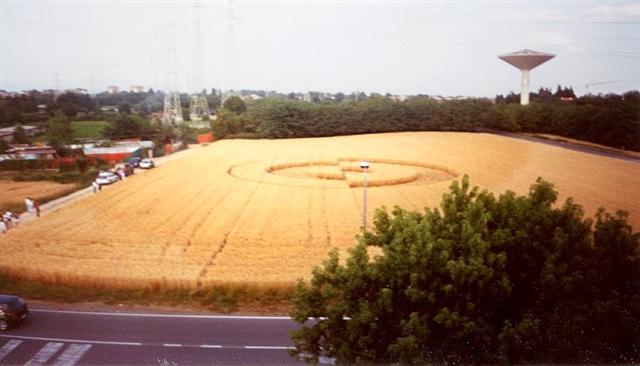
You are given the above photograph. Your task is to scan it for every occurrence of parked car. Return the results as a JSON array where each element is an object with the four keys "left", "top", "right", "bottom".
[
  {"left": 0, "top": 295, "right": 29, "bottom": 331},
  {"left": 96, "top": 171, "right": 119, "bottom": 185},
  {"left": 139, "top": 159, "right": 155, "bottom": 169},
  {"left": 128, "top": 157, "right": 142, "bottom": 168},
  {"left": 124, "top": 163, "right": 135, "bottom": 176}
]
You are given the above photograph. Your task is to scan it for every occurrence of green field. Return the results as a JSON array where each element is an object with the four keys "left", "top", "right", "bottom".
[{"left": 71, "top": 120, "right": 110, "bottom": 139}]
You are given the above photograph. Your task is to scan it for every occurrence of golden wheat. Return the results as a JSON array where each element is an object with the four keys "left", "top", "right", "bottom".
[{"left": 1, "top": 132, "right": 638, "bottom": 289}]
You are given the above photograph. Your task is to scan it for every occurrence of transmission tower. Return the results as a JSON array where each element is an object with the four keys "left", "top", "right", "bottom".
[
  {"left": 224, "top": 0, "right": 238, "bottom": 97},
  {"left": 163, "top": 92, "right": 182, "bottom": 125},
  {"left": 189, "top": 2, "right": 210, "bottom": 120},
  {"left": 162, "top": 25, "right": 183, "bottom": 125}
]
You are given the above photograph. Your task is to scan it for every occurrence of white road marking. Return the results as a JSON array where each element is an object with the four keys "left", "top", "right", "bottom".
[
  {"left": 244, "top": 345, "right": 296, "bottom": 350},
  {"left": 52, "top": 344, "right": 92, "bottom": 366},
  {"left": 30, "top": 309, "right": 292, "bottom": 320},
  {"left": 0, "top": 339, "right": 23, "bottom": 362},
  {"left": 199, "top": 344, "right": 223, "bottom": 348},
  {"left": 163, "top": 343, "right": 182, "bottom": 347},
  {"left": 24, "top": 342, "right": 64, "bottom": 366},
  {"left": 0, "top": 334, "right": 142, "bottom": 347}
]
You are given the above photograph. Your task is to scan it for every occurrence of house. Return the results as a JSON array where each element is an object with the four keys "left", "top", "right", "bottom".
[
  {"left": 107, "top": 86, "right": 120, "bottom": 94},
  {"left": 100, "top": 106, "right": 119, "bottom": 113},
  {"left": 67, "top": 88, "right": 88, "bottom": 95},
  {"left": 130, "top": 85, "right": 144, "bottom": 93},
  {"left": 83, "top": 140, "right": 155, "bottom": 163},
  {"left": 3, "top": 146, "right": 57, "bottom": 160},
  {"left": 0, "top": 125, "right": 47, "bottom": 142}
]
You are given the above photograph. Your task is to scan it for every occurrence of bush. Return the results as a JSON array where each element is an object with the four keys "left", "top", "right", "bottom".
[
  {"left": 291, "top": 176, "right": 640, "bottom": 365},
  {"left": 0, "top": 159, "right": 55, "bottom": 171}
]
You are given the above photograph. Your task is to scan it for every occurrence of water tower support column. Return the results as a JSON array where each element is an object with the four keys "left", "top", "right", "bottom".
[{"left": 521, "top": 69, "right": 530, "bottom": 105}]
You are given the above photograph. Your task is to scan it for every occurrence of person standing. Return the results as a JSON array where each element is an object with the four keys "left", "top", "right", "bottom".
[
  {"left": 3, "top": 211, "right": 12, "bottom": 229},
  {"left": 34, "top": 201, "right": 40, "bottom": 217},
  {"left": 92, "top": 181, "right": 99, "bottom": 193},
  {"left": 25, "top": 197, "right": 33, "bottom": 213},
  {"left": 0, "top": 219, "right": 6, "bottom": 234}
]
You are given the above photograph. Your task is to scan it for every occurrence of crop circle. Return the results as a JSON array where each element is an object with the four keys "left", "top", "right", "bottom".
[{"left": 228, "top": 158, "right": 458, "bottom": 188}]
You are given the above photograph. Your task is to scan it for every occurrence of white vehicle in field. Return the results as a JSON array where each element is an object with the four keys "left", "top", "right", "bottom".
[
  {"left": 96, "top": 171, "right": 119, "bottom": 185},
  {"left": 139, "top": 159, "right": 155, "bottom": 169}
]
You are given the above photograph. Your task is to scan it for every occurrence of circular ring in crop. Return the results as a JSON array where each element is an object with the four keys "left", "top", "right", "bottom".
[{"left": 228, "top": 158, "right": 458, "bottom": 188}]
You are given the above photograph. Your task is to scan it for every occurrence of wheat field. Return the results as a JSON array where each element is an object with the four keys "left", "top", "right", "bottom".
[
  {"left": 1, "top": 132, "right": 638, "bottom": 289},
  {"left": 0, "top": 180, "right": 76, "bottom": 212}
]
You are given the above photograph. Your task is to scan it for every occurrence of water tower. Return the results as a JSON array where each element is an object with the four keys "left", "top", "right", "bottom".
[{"left": 498, "top": 49, "right": 555, "bottom": 105}]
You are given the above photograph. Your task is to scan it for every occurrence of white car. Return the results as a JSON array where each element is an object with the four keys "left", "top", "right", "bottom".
[
  {"left": 139, "top": 159, "right": 155, "bottom": 169},
  {"left": 95, "top": 171, "right": 119, "bottom": 185}
]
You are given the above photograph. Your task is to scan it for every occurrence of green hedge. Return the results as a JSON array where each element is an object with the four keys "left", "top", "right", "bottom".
[{"left": 0, "top": 159, "right": 55, "bottom": 171}]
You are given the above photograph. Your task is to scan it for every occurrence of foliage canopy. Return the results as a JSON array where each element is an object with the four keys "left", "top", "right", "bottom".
[
  {"left": 291, "top": 176, "right": 640, "bottom": 365},
  {"left": 12, "top": 123, "right": 30, "bottom": 144},
  {"left": 47, "top": 114, "right": 74, "bottom": 147}
]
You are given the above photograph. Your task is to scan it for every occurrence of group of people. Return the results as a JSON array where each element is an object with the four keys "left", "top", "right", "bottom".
[
  {"left": 25, "top": 197, "right": 41, "bottom": 217},
  {"left": 1, "top": 211, "right": 19, "bottom": 233},
  {"left": 1, "top": 198, "right": 41, "bottom": 234}
]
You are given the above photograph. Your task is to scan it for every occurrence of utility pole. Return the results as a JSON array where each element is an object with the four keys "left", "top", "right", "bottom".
[{"left": 359, "top": 161, "right": 370, "bottom": 232}]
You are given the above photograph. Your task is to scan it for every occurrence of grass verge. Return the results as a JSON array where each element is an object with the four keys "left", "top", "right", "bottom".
[
  {"left": 0, "top": 271, "right": 294, "bottom": 314},
  {"left": 71, "top": 120, "right": 110, "bottom": 139}
]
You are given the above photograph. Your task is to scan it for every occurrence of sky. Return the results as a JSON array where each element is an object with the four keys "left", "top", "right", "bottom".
[{"left": 0, "top": 0, "right": 639, "bottom": 97}]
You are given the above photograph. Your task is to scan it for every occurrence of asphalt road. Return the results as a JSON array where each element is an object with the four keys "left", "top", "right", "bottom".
[
  {"left": 494, "top": 131, "right": 640, "bottom": 163},
  {"left": 0, "top": 308, "right": 321, "bottom": 366}
]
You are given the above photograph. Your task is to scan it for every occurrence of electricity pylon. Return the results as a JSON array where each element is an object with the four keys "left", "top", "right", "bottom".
[
  {"left": 162, "top": 25, "right": 183, "bottom": 125},
  {"left": 189, "top": 93, "right": 210, "bottom": 119},
  {"left": 189, "top": 2, "right": 210, "bottom": 121},
  {"left": 163, "top": 92, "right": 182, "bottom": 125}
]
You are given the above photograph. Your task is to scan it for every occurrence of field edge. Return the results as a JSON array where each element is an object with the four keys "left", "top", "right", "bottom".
[{"left": 0, "top": 270, "right": 295, "bottom": 315}]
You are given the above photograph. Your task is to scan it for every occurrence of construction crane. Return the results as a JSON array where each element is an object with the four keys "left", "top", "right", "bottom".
[{"left": 585, "top": 80, "right": 621, "bottom": 95}]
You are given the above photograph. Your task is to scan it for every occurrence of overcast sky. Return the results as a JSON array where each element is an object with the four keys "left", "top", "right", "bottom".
[{"left": 1, "top": 0, "right": 639, "bottom": 97}]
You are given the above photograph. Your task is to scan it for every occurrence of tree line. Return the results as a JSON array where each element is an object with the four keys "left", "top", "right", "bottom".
[
  {"left": 214, "top": 90, "right": 639, "bottom": 151},
  {"left": 0, "top": 89, "right": 223, "bottom": 127}
]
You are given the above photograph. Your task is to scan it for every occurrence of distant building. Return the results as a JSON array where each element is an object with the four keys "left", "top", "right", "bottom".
[
  {"left": 66, "top": 88, "right": 88, "bottom": 95},
  {"left": 0, "top": 125, "right": 47, "bottom": 142},
  {"left": 107, "top": 85, "right": 120, "bottom": 94},
  {"left": 388, "top": 95, "right": 409, "bottom": 102},
  {"left": 130, "top": 85, "right": 144, "bottom": 93},
  {"left": 83, "top": 140, "right": 155, "bottom": 164},
  {"left": 100, "top": 106, "right": 119, "bottom": 113},
  {"left": 2, "top": 146, "right": 57, "bottom": 160}
]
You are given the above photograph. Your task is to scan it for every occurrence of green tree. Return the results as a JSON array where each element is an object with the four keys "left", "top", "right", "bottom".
[
  {"left": 210, "top": 109, "right": 234, "bottom": 139},
  {"left": 223, "top": 96, "right": 247, "bottom": 114},
  {"left": 12, "top": 123, "right": 29, "bottom": 144},
  {"left": 102, "top": 114, "right": 152, "bottom": 139},
  {"left": 47, "top": 114, "right": 74, "bottom": 147},
  {"left": 291, "top": 176, "right": 640, "bottom": 365},
  {"left": 182, "top": 107, "right": 191, "bottom": 122},
  {"left": 118, "top": 102, "right": 132, "bottom": 114},
  {"left": 60, "top": 102, "right": 77, "bottom": 118}
]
